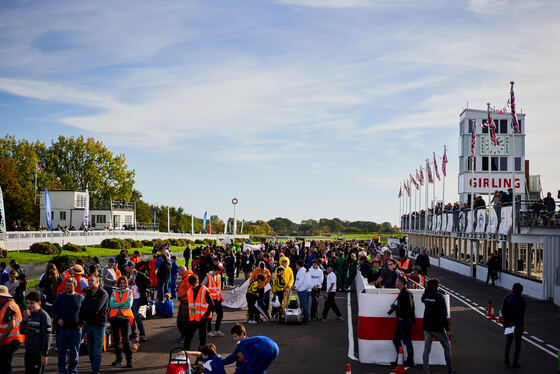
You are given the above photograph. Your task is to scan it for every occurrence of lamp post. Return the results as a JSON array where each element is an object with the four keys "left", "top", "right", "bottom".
[{"left": 232, "top": 198, "right": 238, "bottom": 241}]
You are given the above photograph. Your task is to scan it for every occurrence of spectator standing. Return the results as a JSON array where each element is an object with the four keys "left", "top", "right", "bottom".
[
  {"left": 293, "top": 260, "right": 312, "bottom": 324},
  {"left": 321, "top": 264, "right": 343, "bottom": 321},
  {"left": 183, "top": 275, "right": 214, "bottom": 351},
  {"left": 375, "top": 260, "right": 398, "bottom": 288},
  {"left": 544, "top": 192, "right": 556, "bottom": 212},
  {"left": 183, "top": 245, "right": 191, "bottom": 270},
  {"left": 421, "top": 278, "right": 453, "bottom": 374},
  {"left": 170, "top": 255, "right": 179, "bottom": 299},
  {"left": 156, "top": 252, "right": 172, "bottom": 301},
  {"left": 204, "top": 266, "right": 224, "bottom": 337},
  {"left": 486, "top": 253, "right": 500, "bottom": 287},
  {"left": 79, "top": 273, "right": 108, "bottom": 374},
  {"left": 109, "top": 276, "right": 134, "bottom": 368},
  {"left": 5, "top": 271, "right": 19, "bottom": 297},
  {"left": 223, "top": 248, "right": 236, "bottom": 287},
  {"left": 391, "top": 276, "right": 415, "bottom": 367},
  {"left": 415, "top": 249, "right": 431, "bottom": 276},
  {"left": 0, "top": 262, "right": 9, "bottom": 285},
  {"left": 309, "top": 260, "right": 324, "bottom": 320},
  {"left": 126, "top": 261, "right": 150, "bottom": 343},
  {"left": 241, "top": 249, "right": 255, "bottom": 280},
  {"left": 115, "top": 250, "right": 129, "bottom": 276},
  {"left": 0, "top": 285, "right": 24, "bottom": 374},
  {"left": 21, "top": 291, "right": 52, "bottom": 374},
  {"left": 103, "top": 258, "right": 118, "bottom": 296},
  {"left": 38, "top": 263, "right": 60, "bottom": 317},
  {"left": 502, "top": 283, "right": 526, "bottom": 368},
  {"left": 52, "top": 277, "right": 84, "bottom": 374},
  {"left": 14, "top": 274, "right": 29, "bottom": 312},
  {"left": 56, "top": 265, "right": 89, "bottom": 295}
]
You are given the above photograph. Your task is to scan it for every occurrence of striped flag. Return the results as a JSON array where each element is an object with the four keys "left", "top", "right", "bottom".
[
  {"left": 433, "top": 152, "right": 441, "bottom": 181},
  {"left": 410, "top": 174, "right": 419, "bottom": 189},
  {"left": 419, "top": 166, "right": 425, "bottom": 185},
  {"left": 487, "top": 108, "right": 499, "bottom": 146},
  {"left": 471, "top": 121, "right": 477, "bottom": 157},
  {"left": 442, "top": 146, "right": 448, "bottom": 177},
  {"left": 426, "top": 159, "right": 434, "bottom": 184},
  {"left": 510, "top": 82, "right": 520, "bottom": 134},
  {"left": 398, "top": 185, "right": 402, "bottom": 198}
]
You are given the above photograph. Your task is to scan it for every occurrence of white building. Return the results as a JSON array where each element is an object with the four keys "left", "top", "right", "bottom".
[
  {"left": 39, "top": 190, "right": 135, "bottom": 230},
  {"left": 458, "top": 108, "right": 527, "bottom": 205}
]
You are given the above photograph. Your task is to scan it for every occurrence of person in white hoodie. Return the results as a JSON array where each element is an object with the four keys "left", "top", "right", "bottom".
[
  {"left": 293, "top": 260, "right": 312, "bottom": 324},
  {"left": 308, "top": 260, "right": 324, "bottom": 320}
]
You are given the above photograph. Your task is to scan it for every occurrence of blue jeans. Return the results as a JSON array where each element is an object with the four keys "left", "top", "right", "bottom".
[
  {"left": 393, "top": 318, "right": 414, "bottom": 362},
  {"left": 310, "top": 288, "right": 321, "bottom": 319},
  {"left": 56, "top": 327, "right": 82, "bottom": 374},
  {"left": 170, "top": 275, "right": 177, "bottom": 298},
  {"left": 298, "top": 290, "right": 310, "bottom": 322},
  {"left": 84, "top": 324, "right": 105, "bottom": 374},
  {"left": 130, "top": 299, "right": 145, "bottom": 338},
  {"left": 157, "top": 278, "right": 169, "bottom": 301}
]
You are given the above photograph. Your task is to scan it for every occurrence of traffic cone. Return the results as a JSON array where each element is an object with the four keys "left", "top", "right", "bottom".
[
  {"left": 391, "top": 347, "right": 408, "bottom": 374},
  {"left": 490, "top": 304, "right": 496, "bottom": 320},
  {"left": 486, "top": 301, "right": 492, "bottom": 318},
  {"left": 497, "top": 309, "right": 504, "bottom": 324},
  {"left": 346, "top": 363, "right": 351, "bottom": 374}
]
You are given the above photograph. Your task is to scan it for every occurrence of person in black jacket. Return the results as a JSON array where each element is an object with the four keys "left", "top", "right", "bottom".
[
  {"left": 157, "top": 252, "right": 172, "bottom": 301},
  {"left": 21, "top": 291, "right": 52, "bottom": 374},
  {"left": 183, "top": 245, "right": 191, "bottom": 270},
  {"left": 79, "top": 273, "right": 109, "bottom": 374},
  {"left": 390, "top": 276, "right": 415, "bottom": 367},
  {"left": 502, "top": 283, "right": 526, "bottom": 368},
  {"left": 415, "top": 249, "right": 430, "bottom": 276},
  {"left": 241, "top": 249, "right": 255, "bottom": 280},
  {"left": 421, "top": 278, "right": 453, "bottom": 374}
]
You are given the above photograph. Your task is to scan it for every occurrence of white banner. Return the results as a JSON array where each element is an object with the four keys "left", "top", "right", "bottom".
[
  {"left": 243, "top": 243, "right": 264, "bottom": 252},
  {"left": 222, "top": 279, "right": 249, "bottom": 308},
  {"left": 475, "top": 210, "right": 486, "bottom": 233},
  {"left": 436, "top": 215, "right": 442, "bottom": 231},
  {"left": 498, "top": 206, "right": 512, "bottom": 235},
  {"left": 445, "top": 213, "right": 454, "bottom": 232},
  {"left": 465, "top": 211, "right": 474, "bottom": 234},
  {"left": 0, "top": 186, "right": 6, "bottom": 233},
  {"left": 440, "top": 214, "right": 447, "bottom": 232},
  {"left": 83, "top": 189, "right": 90, "bottom": 229},
  {"left": 487, "top": 207, "right": 498, "bottom": 234}
]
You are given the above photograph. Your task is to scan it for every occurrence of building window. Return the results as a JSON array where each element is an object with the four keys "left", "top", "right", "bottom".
[
  {"left": 482, "top": 157, "right": 488, "bottom": 171},
  {"left": 91, "top": 215, "right": 95, "bottom": 223},
  {"left": 518, "top": 119, "right": 522, "bottom": 133},
  {"left": 515, "top": 157, "right": 521, "bottom": 171},
  {"left": 500, "top": 157, "right": 507, "bottom": 171},
  {"left": 96, "top": 215, "right": 106, "bottom": 224},
  {"left": 491, "top": 157, "right": 499, "bottom": 171},
  {"left": 468, "top": 156, "right": 476, "bottom": 171},
  {"left": 125, "top": 215, "right": 132, "bottom": 225},
  {"left": 500, "top": 120, "right": 507, "bottom": 134},
  {"left": 468, "top": 120, "right": 475, "bottom": 134},
  {"left": 60, "top": 211, "right": 66, "bottom": 220},
  {"left": 76, "top": 194, "right": 86, "bottom": 208}
]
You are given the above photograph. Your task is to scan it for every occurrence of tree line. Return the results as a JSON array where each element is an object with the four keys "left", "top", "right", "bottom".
[{"left": 0, "top": 135, "right": 397, "bottom": 235}]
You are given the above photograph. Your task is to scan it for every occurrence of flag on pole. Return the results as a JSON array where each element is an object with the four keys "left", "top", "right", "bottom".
[
  {"left": 191, "top": 215, "right": 194, "bottom": 234},
  {"left": 36, "top": 164, "right": 42, "bottom": 171},
  {"left": 471, "top": 121, "right": 477, "bottom": 157},
  {"left": 433, "top": 153, "right": 441, "bottom": 181},
  {"left": 419, "top": 166, "right": 425, "bottom": 185},
  {"left": 426, "top": 159, "right": 434, "bottom": 184},
  {"left": 398, "top": 185, "right": 402, "bottom": 198},
  {"left": 510, "top": 83, "right": 520, "bottom": 133},
  {"left": 0, "top": 186, "right": 6, "bottom": 233},
  {"left": 153, "top": 208, "right": 156, "bottom": 231},
  {"left": 83, "top": 189, "right": 90, "bottom": 229},
  {"left": 442, "top": 145, "right": 448, "bottom": 177},
  {"left": 202, "top": 211, "right": 207, "bottom": 233},
  {"left": 45, "top": 187, "right": 52, "bottom": 231},
  {"left": 240, "top": 219, "right": 245, "bottom": 234},
  {"left": 410, "top": 174, "right": 418, "bottom": 189},
  {"left": 228, "top": 218, "right": 231, "bottom": 234},
  {"left": 487, "top": 109, "right": 499, "bottom": 146}
]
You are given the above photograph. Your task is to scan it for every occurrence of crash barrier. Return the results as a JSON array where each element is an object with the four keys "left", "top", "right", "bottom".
[{"left": 355, "top": 274, "right": 450, "bottom": 365}]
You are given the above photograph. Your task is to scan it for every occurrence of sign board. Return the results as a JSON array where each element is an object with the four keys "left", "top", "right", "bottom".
[{"left": 458, "top": 174, "right": 525, "bottom": 195}]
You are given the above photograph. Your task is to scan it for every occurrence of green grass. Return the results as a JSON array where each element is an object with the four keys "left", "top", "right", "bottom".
[{"left": 2, "top": 245, "right": 189, "bottom": 265}]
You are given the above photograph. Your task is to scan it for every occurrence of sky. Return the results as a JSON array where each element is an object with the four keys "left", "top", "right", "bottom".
[{"left": 1, "top": 0, "right": 559, "bottom": 225}]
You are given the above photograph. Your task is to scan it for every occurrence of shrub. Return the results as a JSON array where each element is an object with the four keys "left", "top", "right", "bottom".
[
  {"left": 29, "top": 242, "right": 63, "bottom": 256},
  {"left": 52, "top": 255, "right": 93, "bottom": 274},
  {"left": 63, "top": 243, "right": 86, "bottom": 252},
  {"left": 142, "top": 239, "right": 153, "bottom": 246},
  {"left": 100, "top": 238, "right": 131, "bottom": 250},
  {"left": 125, "top": 238, "right": 143, "bottom": 248},
  {"left": 168, "top": 238, "right": 188, "bottom": 247},
  {"left": 194, "top": 239, "right": 203, "bottom": 244}
]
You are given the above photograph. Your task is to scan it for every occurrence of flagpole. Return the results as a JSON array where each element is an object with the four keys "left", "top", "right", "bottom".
[
  {"left": 34, "top": 164, "right": 38, "bottom": 205},
  {"left": 408, "top": 182, "right": 412, "bottom": 232},
  {"left": 511, "top": 81, "right": 517, "bottom": 235},
  {"left": 431, "top": 160, "right": 435, "bottom": 230},
  {"left": 442, "top": 146, "right": 446, "bottom": 208},
  {"left": 399, "top": 183, "right": 402, "bottom": 229},
  {"left": 470, "top": 122, "right": 475, "bottom": 229},
  {"left": 487, "top": 102, "right": 493, "bottom": 211},
  {"left": 425, "top": 167, "right": 428, "bottom": 232}
]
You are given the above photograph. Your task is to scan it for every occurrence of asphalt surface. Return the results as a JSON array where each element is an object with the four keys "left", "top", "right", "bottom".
[{"left": 10, "top": 267, "right": 560, "bottom": 373}]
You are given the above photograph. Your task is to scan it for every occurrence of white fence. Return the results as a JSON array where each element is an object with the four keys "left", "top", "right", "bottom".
[{"left": 3, "top": 230, "right": 250, "bottom": 251}]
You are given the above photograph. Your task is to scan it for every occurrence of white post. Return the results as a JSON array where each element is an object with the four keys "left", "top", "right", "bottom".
[
  {"left": 510, "top": 81, "right": 517, "bottom": 235},
  {"left": 487, "top": 103, "right": 493, "bottom": 213},
  {"left": 425, "top": 173, "right": 428, "bottom": 232},
  {"left": 233, "top": 204, "right": 237, "bottom": 240},
  {"left": 470, "top": 121, "right": 476, "bottom": 228}
]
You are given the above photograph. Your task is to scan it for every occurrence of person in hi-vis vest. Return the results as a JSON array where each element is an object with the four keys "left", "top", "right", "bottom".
[
  {"left": 183, "top": 274, "right": 214, "bottom": 351},
  {"left": 0, "top": 285, "right": 24, "bottom": 374},
  {"left": 202, "top": 265, "right": 224, "bottom": 337},
  {"left": 109, "top": 276, "right": 134, "bottom": 368}
]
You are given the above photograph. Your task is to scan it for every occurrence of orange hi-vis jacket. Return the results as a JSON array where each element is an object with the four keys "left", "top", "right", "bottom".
[
  {"left": 60, "top": 270, "right": 72, "bottom": 281},
  {"left": 417, "top": 274, "right": 424, "bottom": 287},
  {"left": 109, "top": 289, "right": 134, "bottom": 325},
  {"left": 0, "top": 300, "right": 24, "bottom": 345},
  {"left": 398, "top": 258, "right": 411, "bottom": 270},
  {"left": 178, "top": 270, "right": 194, "bottom": 302},
  {"left": 186, "top": 286, "right": 212, "bottom": 321},
  {"left": 206, "top": 274, "right": 222, "bottom": 301}
]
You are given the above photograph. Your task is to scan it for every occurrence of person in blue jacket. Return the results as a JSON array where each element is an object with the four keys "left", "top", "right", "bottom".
[
  {"left": 186, "top": 343, "right": 226, "bottom": 374},
  {"left": 223, "top": 323, "right": 249, "bottom": 374},
  {"left": 235, "top": 336, "right": 279, "bottom": 374},
  {"left": 170, "top": 255, "right": 178, "bottom": 299}
]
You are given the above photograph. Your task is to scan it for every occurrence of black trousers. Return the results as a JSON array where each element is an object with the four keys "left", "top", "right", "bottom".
[
  {"left": 322, "top": 292, "right": 342, "bottom": 318},
  {"left": 246, "top": 293, "right": 259, "bottom": 320},
  {"left": 505, "top": 326, "right": 523, "bottom": 363},
  {"left": 24, "top": 351, "right": 44, "bottom": 374},
  {"left": 207, "top": 300, "right": 223, "bottom": 332},
  {"left": 183, "top": 319, "right": 207, "bottom": 350},
  {"left": 110, "top": 317, "right": 133, "bottom": 363},
  {"left": 0, "top": 341, "right": 20, "bottom": 374}
]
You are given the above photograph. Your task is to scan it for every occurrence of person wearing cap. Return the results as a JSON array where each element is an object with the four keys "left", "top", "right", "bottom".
[
  {"left": 87, "top": 257, "right": 103, "bottom": 277},
  {"left": 130, "top": 250, "right": 142, "bottom": 265},
  {"left": 103, "top": 258, "right": 118, "bottom": 296},
  {"left": 52, "top": 277, "right": 84, "bottom": 374},
  {"left": 0, "top": 284, "right": 25, "bottom": 374},
  {"left": 321, "top": 264, "right": 343, "bottom": 322},
  {"left": 125, "top": 261, "right": 150, "bottom": 343},
  {"left": 56, "top": 265, "right": 89, "bottom": 295}
]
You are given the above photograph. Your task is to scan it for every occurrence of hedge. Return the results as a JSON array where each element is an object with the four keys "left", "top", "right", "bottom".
[
  {"left": 100, "top": 238, "right": 131, "bottom": 250},
  {"left": 29, "top": 242, "right": 63, "bottom": 256},
  {"left": 124, "top": 238, "right": 143, "bottom": 248},
  {"left": 63, "top": 243, "right": 86, "bottom": 252}
]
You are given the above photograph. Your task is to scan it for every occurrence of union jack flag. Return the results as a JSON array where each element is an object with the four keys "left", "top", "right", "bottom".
[
  {"left": 471, "top": 121, "right": 476, "bottom": 157},
  {"left": 487, "top": 110, "right": 500, "bottom": 146},
  {"left": 410, "top": 174, "right": 418, "bottom": 189},
  {"left": 433, "top": 152, "right": 441, "bottom": 181},
  {"left": 442, "top": 145, "right": 448, "bottom": 177},
  {"left": 398, "top": 185, "right": 402, "bottom": 198},
  {"left": 419, "top": 167, "right": 424, "bottom": 185},
  {"left": 510, "top": 82, "right": 520, "bottom": 134},
  {"left": 404, "top": 179, "right": 410, "bottom": 196},
  {"left": 426, "top": 159, "right": 434, "bottom": 184}
]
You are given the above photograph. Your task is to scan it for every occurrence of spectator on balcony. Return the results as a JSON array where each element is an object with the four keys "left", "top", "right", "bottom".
[
  {"left": 530, "top": 199, "right": 546, "bottom": 214},
  {"left": 474, "top": 196, "right": 486, "bottom": 210},
  {"left": 492, "top": 190, "right": 503, "bottom": 224},
  {"left": 543, "top": 192, "right": 555, "bottom": 212}
]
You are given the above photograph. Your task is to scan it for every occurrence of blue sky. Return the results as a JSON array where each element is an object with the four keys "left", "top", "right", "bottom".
[{"left": 1, "top": 0, "right": 559, "bottom": 225}]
